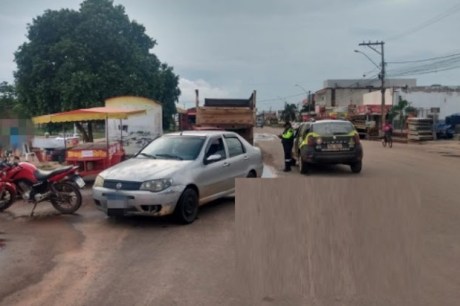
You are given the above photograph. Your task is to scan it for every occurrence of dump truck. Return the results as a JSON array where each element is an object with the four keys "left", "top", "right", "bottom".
[{"left": 194, "top": 90, "right": 257, "bottom": 145}]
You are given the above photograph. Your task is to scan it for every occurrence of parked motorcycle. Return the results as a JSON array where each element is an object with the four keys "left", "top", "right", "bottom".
[{"left": 0, "top": 158, "right": 85, "bottom": 216}]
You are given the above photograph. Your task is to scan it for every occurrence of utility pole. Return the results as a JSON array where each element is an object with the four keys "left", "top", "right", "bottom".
[
  {"left": 295, "top": 84, "right": 309, "bottom": 120},
  {"left": 358, "top": 41, "right": 386, "bottom": 134}
]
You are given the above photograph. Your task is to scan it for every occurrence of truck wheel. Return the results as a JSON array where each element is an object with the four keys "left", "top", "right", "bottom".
[
  {"left": 174, "top": 188, "right": 199, "bottom": 224},
  {"left": 350, "top": 161, "right": 362, "bottom": 174}
]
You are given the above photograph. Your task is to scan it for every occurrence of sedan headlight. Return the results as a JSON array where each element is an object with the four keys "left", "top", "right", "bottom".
[
  {"left": 93, "top": 175, "right": 104, "bottom": 188},
  {"left": 140, "top": 179, "right": 173, "bottom": 192}
]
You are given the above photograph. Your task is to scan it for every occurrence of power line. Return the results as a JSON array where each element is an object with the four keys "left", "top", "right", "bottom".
[
  {"left": 386, "top": 3, "right": 460, "bottom": 41},
  {"left": 259, "top": 49, "right": 460, "bottom": 104},
  {"left": 363, "top": 67, "right": 379, "bottom": 76},
  {"left": 387, "top": 52, "right": 460, "bottom": 64},
  {"left": 386, "top": 54, "right": 460, "bottom": 76},
  {"left": 387, "top": 63, "right": 460, "bottom": 77}
]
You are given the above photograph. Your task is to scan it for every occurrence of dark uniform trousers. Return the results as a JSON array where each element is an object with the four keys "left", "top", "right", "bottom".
[{"left": 282, "top": 139, "right": 294, "bottom": 171}]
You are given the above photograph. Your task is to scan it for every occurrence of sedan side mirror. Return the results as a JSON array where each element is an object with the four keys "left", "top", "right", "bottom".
[{"left": 205, "top": 154, "right": 222, "bottom": 164}]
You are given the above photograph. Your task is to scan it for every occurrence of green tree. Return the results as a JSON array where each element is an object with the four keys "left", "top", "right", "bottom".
[
  {"left": 389, "top": 99, "right": 416, "bottom": 130},
  {"left": 0, "top": 81, "right": 23, "bottom": 118},
  {"left": 282, "top": 103, "right": 298, "bottom": 122},
  {"left": 14, "top": 0, "right": 180, "bottom": 141}
]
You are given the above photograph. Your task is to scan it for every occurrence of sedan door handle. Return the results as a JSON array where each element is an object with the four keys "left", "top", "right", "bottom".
[
  {"left": 223, "top": 162, "right": 230, "bottom": 167},
  {"left": 244, "top": 155, "right": 249, "bottom": 160}
]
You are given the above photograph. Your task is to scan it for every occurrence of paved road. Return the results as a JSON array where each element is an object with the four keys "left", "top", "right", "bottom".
[{"left": 0, "top": 128, "right": 459, "bottom": 305}]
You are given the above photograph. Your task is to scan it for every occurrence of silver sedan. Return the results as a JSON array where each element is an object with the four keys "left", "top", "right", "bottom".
[{"left": 92, "top": 130, "right": 264, "bottom": 224}]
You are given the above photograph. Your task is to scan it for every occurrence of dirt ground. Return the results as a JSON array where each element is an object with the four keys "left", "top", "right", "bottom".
[
  {"left": 251, "top": 126, "right": 460, "bottom": 305},
  {"left": 0, "top": 127, "right": 459, "bottom": 305}
]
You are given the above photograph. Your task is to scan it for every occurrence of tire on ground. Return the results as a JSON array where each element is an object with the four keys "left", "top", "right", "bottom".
[
  {"left": 50, "top": 181, "right": 82, "bottom": 214},
  {"left": 299, "top": 157, "right": 309, "bottom": 174},
  {"left": 350, "top": 161, "right": 362, "bottom": 174},
  {"left": 174, "top": 187, "right": 199, "bottom": 224}
]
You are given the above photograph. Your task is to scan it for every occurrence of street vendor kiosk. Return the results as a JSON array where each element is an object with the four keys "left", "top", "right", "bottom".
[
  {"left": 32, "top": 106, "right": 146, "bottom": 177},
  {"left": 66, "top": 141, "right": 124, "bottom": 177}
]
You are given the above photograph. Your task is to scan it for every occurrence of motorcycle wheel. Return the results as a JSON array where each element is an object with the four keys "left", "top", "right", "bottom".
[
  {"left": 50, "top": 181, "right": 82, "bottom": 214},
  {"left": 0, "top": 188, "right": 14, "bottom": 211}
]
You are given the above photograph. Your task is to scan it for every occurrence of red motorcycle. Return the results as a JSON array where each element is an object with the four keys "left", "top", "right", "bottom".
[{"left": 0, "top": 158, "right": 85, "bottom": 216}]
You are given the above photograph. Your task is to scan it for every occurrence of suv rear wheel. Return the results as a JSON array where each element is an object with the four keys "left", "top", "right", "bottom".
[
  {"left": 299, "top": 157, "right": 309, "bottom": 174},
  {"left": 350, "top": 161, "right": 362, "bottom": 174}
]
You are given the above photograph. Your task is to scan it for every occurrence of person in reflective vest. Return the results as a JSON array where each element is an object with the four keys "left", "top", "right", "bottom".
[{"left": 278, "top": 121, "right": 295, "bottom": 172}]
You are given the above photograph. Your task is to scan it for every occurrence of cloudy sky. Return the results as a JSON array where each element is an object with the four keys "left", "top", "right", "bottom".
[{"left": 1, "top": 0, "right": 460, "bottom": 111}]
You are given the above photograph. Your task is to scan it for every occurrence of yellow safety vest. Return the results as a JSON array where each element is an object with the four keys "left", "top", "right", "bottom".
[{"left": 282, "top": 128, "right": 294, "bottom": 140}]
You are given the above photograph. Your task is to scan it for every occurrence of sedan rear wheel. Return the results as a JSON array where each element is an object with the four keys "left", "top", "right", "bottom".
[{"left": 174, "top": 188, "right": 199, "bottom": 224}]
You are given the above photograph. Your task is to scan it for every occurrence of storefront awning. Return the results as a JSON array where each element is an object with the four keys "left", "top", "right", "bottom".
[{"left": 32, "top": 107, "right": 147, "bottom": 124}]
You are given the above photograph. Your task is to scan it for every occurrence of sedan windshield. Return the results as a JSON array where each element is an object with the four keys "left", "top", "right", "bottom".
[
  {"left": 137, "top": 135, "right": 206, "bottom": 161},
  {"left": 313, "top": 122, "right": 355, "bottom": 135}
]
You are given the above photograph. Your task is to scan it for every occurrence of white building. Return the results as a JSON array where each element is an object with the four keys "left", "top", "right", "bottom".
[
  {"left": 362, "top": 89, "right": 394, "bottom": 106},
  {"left": 363, "top": 85, "right": 460, "bottom": 120},
  {"left": 314, "top": 79, "right": 417, "bottom": 108},
  {"left": 105, "top": 96, "right": 163, "bottom": 141}
]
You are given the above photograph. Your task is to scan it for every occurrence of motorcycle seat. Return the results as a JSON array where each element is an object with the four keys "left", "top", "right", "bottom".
[{"left": 34, "top": 166, "right": 74, "bottom": 181}]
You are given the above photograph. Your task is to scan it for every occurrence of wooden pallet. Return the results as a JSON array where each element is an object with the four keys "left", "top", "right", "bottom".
[{"left": 408, "top": 135, "right": 434, "bottom": 141}]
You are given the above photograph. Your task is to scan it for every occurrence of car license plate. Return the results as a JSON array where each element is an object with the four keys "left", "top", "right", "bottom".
[
  {"left": 327, "top": 143, "right": 343, "bottom": 150},
  {"left": 74, "top": 176, "right": 86, "bottom": 188},
  {"left": 106, "top": 193, "right": 128, "bottom": 209}
]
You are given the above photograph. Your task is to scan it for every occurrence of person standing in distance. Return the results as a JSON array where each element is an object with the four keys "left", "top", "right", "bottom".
[{"left": 278, "top": 121, "right": 295, "bottom": 172}]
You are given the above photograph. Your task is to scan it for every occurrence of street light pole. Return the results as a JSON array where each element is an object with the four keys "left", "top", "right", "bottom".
[
  {"left": 278, "top": 96, "right": 288, "bottom": 122},
  {"left": 295, "top": 84, "right": 309, "bottom": 119},
  {"left": 354, "top": 50, "right": 380, "bottom": 70},
  {"left": 357, "top": 41, "right": 386, "bottom": 134}
]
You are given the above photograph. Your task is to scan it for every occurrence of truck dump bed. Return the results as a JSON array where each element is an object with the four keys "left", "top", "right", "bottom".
[
  {"left": 203, "top": 99, "right": 251, "bottom": 107},
  {"left": 196, "top": 107, "right": 254, "bottom": 126},
  {"left": 195, "top": 91, "right": 256, "bottom": 144}
]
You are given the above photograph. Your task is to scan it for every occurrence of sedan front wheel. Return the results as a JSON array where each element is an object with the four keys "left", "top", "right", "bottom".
[{"left": 174, "top": 188, "right": 199, "bottom": 224}]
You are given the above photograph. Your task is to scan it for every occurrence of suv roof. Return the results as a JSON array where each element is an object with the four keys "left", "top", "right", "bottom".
[{"left": 311, "top": 119, "right": 351, "bottom": 124}]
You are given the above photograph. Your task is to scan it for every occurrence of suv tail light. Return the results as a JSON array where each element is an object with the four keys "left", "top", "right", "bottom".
[{"left": 353, "top": 133, "right": 361, "bottom": 145}]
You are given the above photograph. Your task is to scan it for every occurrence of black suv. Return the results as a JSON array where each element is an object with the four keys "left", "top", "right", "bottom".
[{"left": 292, "top": 120, "right": 363, "bottom": 174}]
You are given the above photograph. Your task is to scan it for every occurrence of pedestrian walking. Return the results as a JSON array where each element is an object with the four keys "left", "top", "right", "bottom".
[{"left": 278, "top": 121, "right": 295, "bottom": 172}]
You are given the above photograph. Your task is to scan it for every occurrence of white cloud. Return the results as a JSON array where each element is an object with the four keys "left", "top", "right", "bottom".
[
  {"left": 178, "top": 77, "right": 231, "bottom": 109},
  {"left": 2, "top": 0, "right": 460, "bottom": 112}
]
